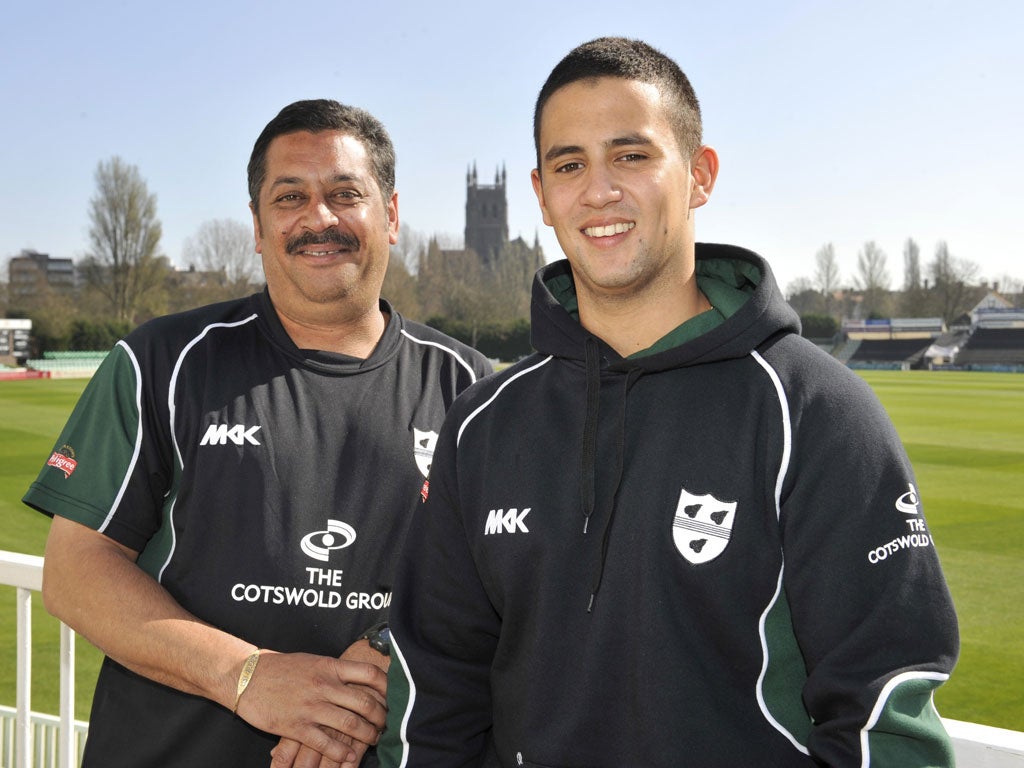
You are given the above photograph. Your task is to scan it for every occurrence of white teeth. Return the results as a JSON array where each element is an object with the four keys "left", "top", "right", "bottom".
[{"left": 583, "top": 221, "right": 635, "bottom": 238}]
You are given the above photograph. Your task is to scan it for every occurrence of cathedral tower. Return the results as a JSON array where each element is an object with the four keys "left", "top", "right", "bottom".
[{"left": 464, "top": 163, "right": 508, "bottom": 265}]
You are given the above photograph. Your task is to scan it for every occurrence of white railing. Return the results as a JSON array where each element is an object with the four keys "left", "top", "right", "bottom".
[
  {"left": 0, "top": 707, "right": 88, "bottom": 768},
  {"left": 2, "top": 549, "right": 1024, "bottom": 767},
  {"left": 0, "top": 551, "right": 85, "bottom": 768}
]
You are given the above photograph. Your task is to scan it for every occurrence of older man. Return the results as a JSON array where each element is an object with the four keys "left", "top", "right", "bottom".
[{"left": 25, "top": 99, "right": 490, "bottom": 768}]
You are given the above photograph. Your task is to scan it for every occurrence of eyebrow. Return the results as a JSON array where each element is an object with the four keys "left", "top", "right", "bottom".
[
  {"left": 268, "top": 173, "right": 365, "bottom": 191},
  {"left": 543, "top": 133, "right": 654, "bottom": 163}
]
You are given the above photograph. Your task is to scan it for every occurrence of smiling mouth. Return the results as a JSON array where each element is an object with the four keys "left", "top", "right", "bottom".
[
  {"left": 287, "top": 230, "right": 360, "bottom": 256},
  {"left": 582, "top": 221, "right": 635, "bottom": 238},
  {"left": 296, "top": 246, "right": 348, "bottom": 256}
]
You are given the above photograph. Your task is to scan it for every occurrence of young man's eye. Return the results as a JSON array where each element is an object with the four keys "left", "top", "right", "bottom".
[{"left": 555, "top": 161, "right": 583, "bottom": 173}]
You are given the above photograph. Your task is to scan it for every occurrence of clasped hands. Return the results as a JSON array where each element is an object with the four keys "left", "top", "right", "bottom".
[{"left": 232, "top": 638, "right": 390, "bottom": 768}]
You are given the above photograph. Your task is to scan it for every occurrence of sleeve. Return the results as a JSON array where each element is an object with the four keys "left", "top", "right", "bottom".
[
  {"left": 473, "top": 352, "right": 494, "bottom": 380},
  {"left": 378, "top": 407, "right": 500, "bottom": 767},
  {"left": 777, "top": 364, "right": 958, "bottom": 767},
  {"left": 22, "top": 341, "right": 171, "bottom": 552}
]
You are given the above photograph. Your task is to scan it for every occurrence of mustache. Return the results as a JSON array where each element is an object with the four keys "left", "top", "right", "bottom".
[{"left": 286, "top": 229, "right": 361, "bottom": 254}]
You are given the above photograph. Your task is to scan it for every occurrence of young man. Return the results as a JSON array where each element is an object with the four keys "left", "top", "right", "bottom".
[
  {"left": 380, "top": 38, "right": 959, "bottom": 767},
  {"left": 24, "top": 99, "right": 491, "bottom": 768}
]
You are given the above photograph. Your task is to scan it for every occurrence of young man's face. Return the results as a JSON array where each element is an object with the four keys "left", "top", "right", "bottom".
[
  {"left": 531, "top": 76, "right": 714, "bottom": 306},
  {"left": 251, "top": 129, "right": 398, "bottom": 317}
]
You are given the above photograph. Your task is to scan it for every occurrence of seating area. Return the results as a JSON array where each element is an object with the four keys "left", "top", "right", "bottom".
[
  {"left": 846, "top": 339, "right": 932, "bottom": 368},
  {"left": 955, "top": 328, "right": 1024, "bottom": 368},
  {"left": 25, "top": 351, "right": 108, "bottom": 378}
]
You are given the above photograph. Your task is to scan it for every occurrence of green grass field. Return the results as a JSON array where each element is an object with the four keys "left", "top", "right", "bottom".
[{"left": 1, "top": 371, "right": 1022, "bottom": 730}]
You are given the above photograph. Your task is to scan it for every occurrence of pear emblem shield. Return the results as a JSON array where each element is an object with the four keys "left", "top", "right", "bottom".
[
  {"left": 413, "top": 428, "right": 439, "bottom": 478},
  {"left": 672, "top": 487, "right": 737, "bottom": 565}
]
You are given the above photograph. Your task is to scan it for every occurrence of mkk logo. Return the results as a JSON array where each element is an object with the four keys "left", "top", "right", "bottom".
[
  {"left": 413, "top": 428, "right": 438, "bottom": 478},
  {"left": 300, "top": 520, "right": 357, "bottom": 562},
  {"left": 199, "top": 423, "right": 262, "bottom": 446},
  {"left": 484, "top": 508, "right": 531, "bottom": 535},
  {"left": 672, "top": 487, "right": 736, "bottom": 565}
]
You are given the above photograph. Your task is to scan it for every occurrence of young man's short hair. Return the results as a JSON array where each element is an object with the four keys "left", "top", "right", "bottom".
[{"left": 533, "top": 37, "right": 703, "bottom": 166}]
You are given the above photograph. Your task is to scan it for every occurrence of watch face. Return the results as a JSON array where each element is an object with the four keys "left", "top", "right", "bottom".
[{"left": 367, "top": 626, "right": 391, "bottom": 656}]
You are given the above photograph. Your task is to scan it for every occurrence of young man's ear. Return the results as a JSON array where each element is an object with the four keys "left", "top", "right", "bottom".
[
  {"left": 689, "top": 146, "right": 719, "bottom": 210},
  {"left": 531, "top": 168, "right": 554, "bottom": 227}
]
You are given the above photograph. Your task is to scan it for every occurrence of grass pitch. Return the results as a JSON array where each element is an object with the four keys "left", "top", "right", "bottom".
[
  {"left": 0, "top": 378, "right": 101, "bottom": 717},
  {"left": 1, "top": 372, "right": 1022, "bottom": 729}
]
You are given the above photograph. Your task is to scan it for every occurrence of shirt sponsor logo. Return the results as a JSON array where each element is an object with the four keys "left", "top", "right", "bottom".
[
  {"left": 300, "top": 520, "right": 357, "bottom": 562},
  {"left": 199, "top": 423, "right": 261, "bottom": 446},
  {"left": 46, "top": 445, "right": 78, "bottom": 479},
  {"left": 484, "top": 508, "right": 531, "bottom": 535},
  {"left": 672, "top": 487, "right": 736, "bottom": 565},
  {"left": 413, "top": 428, "right": 438, "bottom": 478},
  {"left": 229, "top": 520, "right": 389, "bottom": 610},
  {"left": 867, "top": 483, "right": 932, "bottom": 564},
  {"left": 895, "top": 483, "right": 921, "bottom": 514}
]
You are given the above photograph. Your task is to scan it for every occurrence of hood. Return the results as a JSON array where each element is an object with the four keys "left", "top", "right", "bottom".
[{"left": 530, "top": 243, "right": 800, "bottom": 370}]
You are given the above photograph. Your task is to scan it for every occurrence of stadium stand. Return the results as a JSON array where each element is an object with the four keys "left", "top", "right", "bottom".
[
  {"left": 832, "top": 338, "right": 861, "bottom": 363},
  {"left": 923, "top": 331, "right": 970, "bottom": 366},
  {"left": 26, "top": 351, "right": 108, "bottom": 378},
  {"left": 846, "top": 339, "right": 933, "bottom": 369},
  {"left": 954, "top": 328, "right": 1024, "bottom": 369}
]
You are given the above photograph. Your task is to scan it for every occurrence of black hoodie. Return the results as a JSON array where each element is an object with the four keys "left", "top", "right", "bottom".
[{"left": 382, "top": 245, "right": 959, "bottom": 768}]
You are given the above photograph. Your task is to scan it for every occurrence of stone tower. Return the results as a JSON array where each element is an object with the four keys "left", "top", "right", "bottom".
[{"left": 464, "top": 163, "right": 508, "bottom": 265}]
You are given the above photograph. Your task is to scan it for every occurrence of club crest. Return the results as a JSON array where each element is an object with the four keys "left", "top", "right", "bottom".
[
  {"left": 672, "top": 487, "right": 737, "bottom": 565},
  {"left": 413, "top": 428, "right": 439, "bottom": 478}
]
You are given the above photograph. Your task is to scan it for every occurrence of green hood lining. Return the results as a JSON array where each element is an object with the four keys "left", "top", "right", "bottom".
[{"left": 545, "top": 258, "right": 761, "bottom": 358}]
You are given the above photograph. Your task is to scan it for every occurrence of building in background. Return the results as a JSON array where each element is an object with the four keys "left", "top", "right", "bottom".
[{"left": 7, "top": 250, "right": 76, "bottom": 306}]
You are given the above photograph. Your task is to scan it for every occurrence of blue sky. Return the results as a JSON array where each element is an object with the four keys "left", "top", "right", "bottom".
[{"left": 2, "top": 0, "right": 1021, "bottom": 295}]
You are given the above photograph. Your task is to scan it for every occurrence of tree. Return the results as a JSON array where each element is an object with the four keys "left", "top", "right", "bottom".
[
  {"left": 902, "top": 238, "right": 922, "bottom": 291},
  {"left": 929, "top": 241, "right": 980, "bottom": 323},
  {"left": 900, "top": 238, "right": 930, "bottom": 317},
  {"left": 391, "top": 224, "right": 428, "bottom": 276},
  {"left": 487, "top": 239, "right": 538, "bottom": 323},
  {"left": 785, "top": 278, "right": 823, "bottom": 316},
  {"left": 813, "top": 243, "right": 841, "bottom": 318},
  {"left": 382, "top": 255, "right": 421, "bottom": 319},
  {"left": 182, "top": 218, "right": 261, "bottom": 293},
  {"left": 81, "top": 157, "right": 168, "bottom": 323},
  {"left": 855, "top": 241, "right": 891, "bottom": 318},
  {"left": 800, "top": 313, "right": 839, "bottom": 339},
  {"left": 417, "top": 239, "right": 490, "bottom": 346}
]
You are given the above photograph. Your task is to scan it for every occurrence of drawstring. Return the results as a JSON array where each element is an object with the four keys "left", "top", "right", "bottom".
[
  {"left": 580, "top": 337, "right": 601, "bottom": 536},
  {"left": 580, "top": 336, "right": 643, "bottom": 612}
]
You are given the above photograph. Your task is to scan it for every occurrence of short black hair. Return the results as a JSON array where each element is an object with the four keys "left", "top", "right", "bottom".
[
  {"left": 248, "top": 99, "right": 396, "bottom": 210},
  {"left": 533, "top": 37, "right": 703, "bottom": 167}
]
